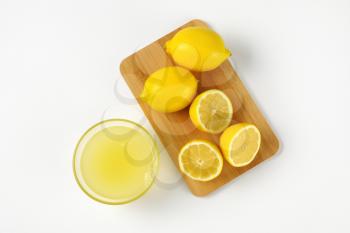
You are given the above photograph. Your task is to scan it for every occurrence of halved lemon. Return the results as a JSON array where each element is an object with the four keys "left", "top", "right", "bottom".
[
  {"left": 189, "top": 89, "right": 233, "bottom": 134},
  {"left": 178, "top": 140, "right": 223, "bottom": 181},
  {"left": 220, "top": 123, "right": 261, "bottom": 167}
]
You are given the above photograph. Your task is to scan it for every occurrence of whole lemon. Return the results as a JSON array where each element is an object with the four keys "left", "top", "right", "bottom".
[
  {"left": 140, "top": 66, "right": 198, "bottom": 113},
  {"left": 165, "top": 26, "right": 231, "bottom": 72}
]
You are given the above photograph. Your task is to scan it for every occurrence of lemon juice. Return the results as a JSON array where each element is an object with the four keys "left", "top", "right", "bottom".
[{"left": 73, "top": 119, "right": 159, "bottom": 204}]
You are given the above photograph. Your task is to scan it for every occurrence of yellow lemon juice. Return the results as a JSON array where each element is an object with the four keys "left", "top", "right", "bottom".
[{"left": 73, "top": 120, "right": 159, "bottom": 204}]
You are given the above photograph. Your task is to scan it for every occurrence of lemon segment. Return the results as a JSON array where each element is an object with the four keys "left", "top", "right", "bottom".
[
  {"left": 165, "top": 26, "right": 231, "bottom": 72},
  {"left": 140, "top": 66, "right": 198, "bottom": 113},
  {"left": 220, "top": 123, "right": 261, "bottom": 167},
  {"left": 178, "top": 140, "right": 223, "bottom": 181},
  {"left": 189, "top": 89, "right": 233, "bottom": 134}
]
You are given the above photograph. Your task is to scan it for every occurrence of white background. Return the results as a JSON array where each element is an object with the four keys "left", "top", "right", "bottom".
[{"left": 1, "top": 0, "right": 350, "bottom": 232}]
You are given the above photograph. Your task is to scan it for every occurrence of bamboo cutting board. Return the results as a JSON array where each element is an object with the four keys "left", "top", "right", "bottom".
[{"left": 120, "top": 19, "right": 279, "bottom": 196}]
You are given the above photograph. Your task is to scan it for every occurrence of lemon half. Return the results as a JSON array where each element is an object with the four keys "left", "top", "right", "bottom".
[
  {"left": 220, "top": 123, "right": 261, "bottom": 167},
  {"left": 178, "top": 140, "right": 223, "bottom": 181},
  {"left": 189, "top": 89, "right": 233, "bottom": 134},
  {"left": 165, "top": 26, "right": 231, "bottom": 72},
  {"left": 140, "top": 66, "right": 198, "bottom": 113}
]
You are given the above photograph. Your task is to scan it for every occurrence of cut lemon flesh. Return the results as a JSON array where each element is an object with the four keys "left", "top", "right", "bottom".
[
  {"left": 189, "top": 89, "right": 233, "bottom": 134},
  {"left": 220, "top": 123, "right": 261, "bottom": 167},
  {"left": 178, "top": 140, "right": 223, "bottom": 181}
]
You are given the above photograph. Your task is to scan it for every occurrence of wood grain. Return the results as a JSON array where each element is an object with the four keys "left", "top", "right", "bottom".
[{"left": 120, "top": 19, "right": 279, "bottom": 196}]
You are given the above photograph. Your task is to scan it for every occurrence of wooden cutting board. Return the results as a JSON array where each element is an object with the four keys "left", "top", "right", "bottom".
[{"left": 120, "top": 19, "right": 279, "bottom": 196}]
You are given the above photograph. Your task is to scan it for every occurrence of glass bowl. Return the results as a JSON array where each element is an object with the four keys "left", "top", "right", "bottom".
[{"left": 73, "top": 119, "right": 159, "bottom": 204}]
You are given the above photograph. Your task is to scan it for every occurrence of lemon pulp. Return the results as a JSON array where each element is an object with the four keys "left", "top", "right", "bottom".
[
  {"left": 74, "top": 120, "right": 158, "bottom": 204},
  {"left": 189, "top": 89, "right": 233, "bottom": 133},
  {"left": 178, "top": 140, "right": 223, "bottom": 181},
  {"left": 220, "top": 123, "right": 261, "bottom": 167}
]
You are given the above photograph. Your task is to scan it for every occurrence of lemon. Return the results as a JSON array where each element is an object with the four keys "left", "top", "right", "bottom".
[
  {"left": 165, "top": 26, "right": 231, "bottom": 71},
  {"left": 178, "top": 140, "right": 223, "bottom": 181},
  {"left": 140, "top": 66, "right": 198, "bottom": 112},
  {"left": 189, "top": 89, "right": 233, "bottom": 134},
  {"left": 220, "top": 123, "right": 261, "bottom": 167}
]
